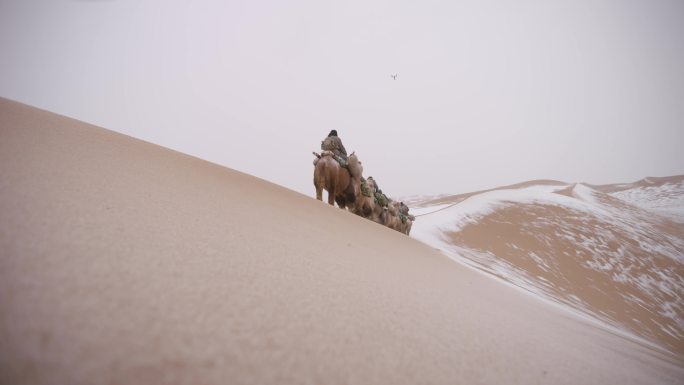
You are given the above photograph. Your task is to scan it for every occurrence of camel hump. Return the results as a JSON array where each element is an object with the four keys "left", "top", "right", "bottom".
[
  {"left": 319, "top": 150, "right": 348, "bottom": 168},
  {"left": 347, "top": 153, "right": 363, "bottom": 178}
]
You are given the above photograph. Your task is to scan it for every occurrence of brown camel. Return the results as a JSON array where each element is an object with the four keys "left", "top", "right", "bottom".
[
  {"left": 313, "top": 150, "right": 413, "bottom": 234},
  {"left": 351, "top": 177, "right": 380, "bottom": 222},
  {"left": 379, "top": 201, "right": 414, "bottom": 235},
  {"left": 313, "top": 151, "right": 355, "bottom": 208}
]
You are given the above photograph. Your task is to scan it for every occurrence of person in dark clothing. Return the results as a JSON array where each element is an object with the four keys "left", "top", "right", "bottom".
[{"left": 321, "top": 130, "right": 348, "bottom": 160}]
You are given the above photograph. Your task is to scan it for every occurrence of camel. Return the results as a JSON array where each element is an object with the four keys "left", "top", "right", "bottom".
[
  {"left": 313, "top": 150, "right": 414, "bottom": 235},
  {"left": 351, "top": 177, "right": 378, "bottom": 221},
  {"left": 379, "top": 201, "right": 414, "bottom": 235},
  {"left": 345, "top": 154, "right": 377, "bottom": 220},
  {"left": 313, "top": 151, "right": 355, "bottom": 208}
]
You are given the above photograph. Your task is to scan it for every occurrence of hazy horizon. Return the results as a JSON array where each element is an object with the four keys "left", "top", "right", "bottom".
[{"left": 1, "top": 0, "right": 683, "bottom": 197}]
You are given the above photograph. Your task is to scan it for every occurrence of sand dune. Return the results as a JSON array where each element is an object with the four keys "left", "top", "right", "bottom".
[
  {"left": 411, "top": 179, "right": 684, "bottom": 357},
  {"left": 593, "top": 176, "right": 684, "bottom": 223},
  {"left": 1, "top": 97, "right": 683, "bottom": 384}
]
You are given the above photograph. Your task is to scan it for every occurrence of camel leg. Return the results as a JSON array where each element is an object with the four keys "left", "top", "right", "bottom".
[
  {"left": 314, "top": 172, "right": 323, "bottom": 201},
  {"left": 327, "top": 187, "right": 336, "bottom": 206},
  {"left": 315, "top": 185, "right": 323, "bottom": 201},
  {"left": 336, "top": 196, "right": 346, "bottom": 209}
]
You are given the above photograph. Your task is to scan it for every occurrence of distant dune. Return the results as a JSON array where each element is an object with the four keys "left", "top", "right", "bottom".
[
  {"left": 411, "top": 177, "right": 684, "bottom": 356},
  {"left": 1, "top": 97, "right": 683, "bottom": 384}
]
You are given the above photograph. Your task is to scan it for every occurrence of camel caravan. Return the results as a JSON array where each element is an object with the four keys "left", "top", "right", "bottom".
[{"left": 312, "top": 130, "right": 415, "bottom": 235}]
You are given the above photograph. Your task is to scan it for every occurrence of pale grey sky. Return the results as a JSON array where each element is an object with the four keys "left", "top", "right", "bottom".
[{"left": 1, "top": 0, "right": 683, "bottom": 197}]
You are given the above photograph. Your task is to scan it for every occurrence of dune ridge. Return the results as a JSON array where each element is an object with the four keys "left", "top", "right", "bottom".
[{"left": 1, "top": 98, "right": 683, "bottom": 384}]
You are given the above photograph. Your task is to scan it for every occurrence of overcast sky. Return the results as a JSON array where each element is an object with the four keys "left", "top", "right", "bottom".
[{"left": 1, "top": 0, "right": 683, "bottom": 198}]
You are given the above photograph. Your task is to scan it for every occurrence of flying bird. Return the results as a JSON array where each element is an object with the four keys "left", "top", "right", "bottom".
[{"left": 391, "top": 74, "right": 398, "bottom": 80}]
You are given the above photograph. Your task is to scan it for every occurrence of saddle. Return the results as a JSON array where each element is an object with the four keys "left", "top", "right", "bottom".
[
  {"left": 312, "top": 151, "right": 348, "bottom": 167},
  {"left": 374, "top": 191, "right": 389, "bottom": 207},
  {"left": 359, "top": 178, "right": 372, "bottom": 197}
]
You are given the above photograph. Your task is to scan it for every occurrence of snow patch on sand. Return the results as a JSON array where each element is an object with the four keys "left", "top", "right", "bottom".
[
  {"left": 609, "top": 181, "right": 684, "bottom": 223},
  {"left": 410, "top": 181, "right": 684, "bottom": 355}
]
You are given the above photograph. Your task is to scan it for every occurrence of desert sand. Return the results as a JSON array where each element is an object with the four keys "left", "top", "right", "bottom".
[{"left": 1, "top": 97, "right": 683, "bottom": 384}]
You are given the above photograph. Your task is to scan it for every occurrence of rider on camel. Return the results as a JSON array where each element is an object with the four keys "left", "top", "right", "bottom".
[{"left": 320, "top": 129, "right": 348, "bottom": 166}]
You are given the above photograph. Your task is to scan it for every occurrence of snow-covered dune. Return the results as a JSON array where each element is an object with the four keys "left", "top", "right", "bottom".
[
  {"left": 594, "top": 176, "right": 684, "bottom": 223},
  {"left": 411, "top": 180, "right": 684, "bottom": 356}
]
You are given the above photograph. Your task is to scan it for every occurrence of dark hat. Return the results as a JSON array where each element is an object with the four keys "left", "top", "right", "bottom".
[{"left": 328, "top": 130, "right": 338, "bottom": 137}]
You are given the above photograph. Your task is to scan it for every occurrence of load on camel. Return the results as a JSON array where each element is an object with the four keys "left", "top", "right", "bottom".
[{"left": 312, "top": 131, "right": 414, "bottom": 235}]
